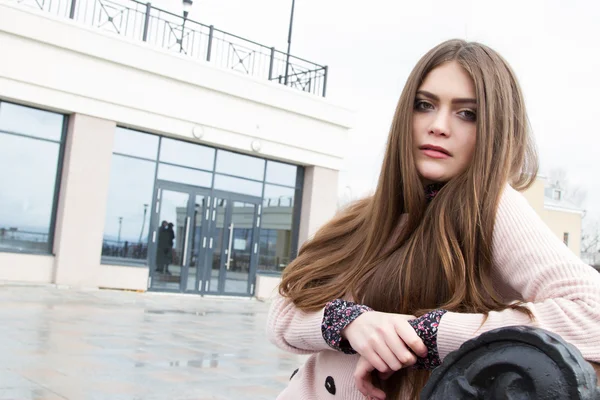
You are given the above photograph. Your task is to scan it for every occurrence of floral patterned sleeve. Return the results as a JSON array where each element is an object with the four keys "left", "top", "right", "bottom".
[
  {"left": 408, "top": 309, "right": 448, "bottom": 370},
  {"left": 321, "top": 299, "right": 373, "bottom": 354}
]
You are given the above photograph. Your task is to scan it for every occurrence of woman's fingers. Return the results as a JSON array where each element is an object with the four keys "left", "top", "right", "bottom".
[
  {"left": 357, "top": 318, "right": 421, "bottom": 375},
  {"left": 372, "top": 335, "right": 403, "bottom": 371},
  {"left": 354, "top": 357, "right": 387, "bottom": 400},
  {"left": 378, "top": 370, "right": 395, "bottom": 380},
  {"left": 394, "top": 319, "right": 427, "bottom": 357},
  {"left": 362, "top": 349, "right": 389, "bottom": 374},
  {"left": 383, "top": 329, "right": 417, "bottom": 367}
]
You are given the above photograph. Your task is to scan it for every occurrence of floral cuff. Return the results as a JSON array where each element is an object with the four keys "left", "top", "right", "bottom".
[
  {"left": 408, "top": 309, "right": 448, "bottom": 370},
  {"left": 321, "top": 299, "right": 373, "bottom": 354}
]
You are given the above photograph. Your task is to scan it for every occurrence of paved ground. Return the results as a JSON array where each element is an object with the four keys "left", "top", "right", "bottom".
[{"left": 0, "top": 284, "right": 307, "bottom": 399}]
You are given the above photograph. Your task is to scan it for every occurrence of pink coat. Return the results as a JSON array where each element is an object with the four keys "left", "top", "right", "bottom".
[{"left": 267, "top": 185, "right": 600, "bottom": 399}]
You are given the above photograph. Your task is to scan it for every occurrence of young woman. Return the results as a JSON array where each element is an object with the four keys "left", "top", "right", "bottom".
[{"left": 267, "top": 39, "right": 600, "bottom": 400}]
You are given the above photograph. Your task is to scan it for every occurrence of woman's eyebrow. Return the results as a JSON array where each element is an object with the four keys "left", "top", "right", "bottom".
[{"left": 416, "top": 90, "right": 477, "bottom": 105}]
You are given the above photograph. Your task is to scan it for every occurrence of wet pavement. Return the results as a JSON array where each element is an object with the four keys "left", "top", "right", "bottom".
[{"left": 0, "top": 284, "right": 306, "bottom": 399}]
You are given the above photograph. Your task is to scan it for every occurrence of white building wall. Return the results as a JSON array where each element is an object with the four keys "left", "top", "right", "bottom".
[
  {"left": 0, "top": 1, "right": 352, "bottom": 170},
  {"left": 0, "top": 0, "right": 353, "bottom": 292}
]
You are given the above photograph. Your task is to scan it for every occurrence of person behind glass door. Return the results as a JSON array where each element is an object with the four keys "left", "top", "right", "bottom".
[
  {"left": 267, "top": 39, "right": 600, "bottom": 400},
  {"left": 166, "top": 222, "right": 175, "bottom": 274},
  {"left": 156, "top": 220, "right": 170, "bottom": 275}
]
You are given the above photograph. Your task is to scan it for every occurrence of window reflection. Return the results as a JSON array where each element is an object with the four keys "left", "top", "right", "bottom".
[
  {"left": 225, "top": 201, "right": 255, "bottom": 293},
  {"left": 152, "top": 190, "right": 187, "bottom": 290},
  {"left": 160, "top": 138, "right": 215, "bottom": 171},
  {"left": 0, "top": 102, "right": 64, "bottom": 141},
  {"left": 101, "top": 127, "right": 303, "bottom": 277},
  {"left": 113, "top": 127, "right": 159, "bottom": 160},
  {"left": 158, "top": 164, "right": 212, "bottom": 187},
  {"left": 0, "top": 134, "right": 62, "bottom": 253},
  {"left": 259, "top": 185, "right": 295, "bottom": 272},
  {"left": 102, "top": 155, "right": 156, "bottom": 265},
  {"left": 266, "top": 161, "right": 298, "bottom": 187},
  {"left": 214, "top": 174, "right": 263, "bottom": 197},
  {"left": 216, "top": 150, "right": 265, "bottom": 181}
]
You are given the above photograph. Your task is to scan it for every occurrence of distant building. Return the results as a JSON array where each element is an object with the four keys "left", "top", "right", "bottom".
[
  {"left": 522, "top": 176, "right": 584, "bottom": 256},
  {"left": 0, "top": 0, "right": 353, "bottom": 298}
]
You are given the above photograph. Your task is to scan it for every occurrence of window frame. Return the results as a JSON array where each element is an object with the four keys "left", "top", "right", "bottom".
[
  {"left": 101, "top": 128, "right": 305, "bottom": 274},
  {"left": 0, "top": 101, "right": 68, "bottom": 255},
  {"left": 100, "top": 128, "right": 160, "bottom": 267},
  {"left": 255, "top": 161, "right": 304, "bottom": 275}
]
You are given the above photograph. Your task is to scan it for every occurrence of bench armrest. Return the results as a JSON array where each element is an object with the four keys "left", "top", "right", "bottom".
[{"left": 421, "top": 326, "right": 600, "bottom": 400}]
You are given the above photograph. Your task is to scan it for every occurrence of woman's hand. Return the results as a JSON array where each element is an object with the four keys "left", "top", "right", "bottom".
[
  {"left": 342, "top": 311, "right": 426, "bottom": 374},
  {"left": 354, "top": 356, "right": 389, "bottom": 400}
]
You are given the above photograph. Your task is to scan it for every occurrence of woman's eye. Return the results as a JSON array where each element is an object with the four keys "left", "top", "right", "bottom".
[
  {"left": 459, "top": 110, "right": 477, "bottom": 122},
  {"left": 415, "top": 100, "right": 433, "bottom": 111}
]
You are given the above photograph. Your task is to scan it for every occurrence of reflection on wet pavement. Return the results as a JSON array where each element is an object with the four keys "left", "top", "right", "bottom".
[{"left": 0, "top": 285, "right": 306, "bottom": 399}]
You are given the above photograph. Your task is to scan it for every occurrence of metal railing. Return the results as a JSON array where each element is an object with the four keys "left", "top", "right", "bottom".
[
  {"left": 102, "top": 238, "right": 148, "bottom": 259},
  {"left": 0, "top": 228, "right": 48, "bottom": 242},
  {"left": 12, "top": 0, "right": 329, "bottom": 97}
]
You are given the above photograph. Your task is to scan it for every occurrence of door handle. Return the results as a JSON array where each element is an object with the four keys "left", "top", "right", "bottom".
[
  {"left": 225, "top": 223, "right": 234, "bottom": 270},
  {"left": 182, "top": 216, "right": 191, "bottom": 265}
]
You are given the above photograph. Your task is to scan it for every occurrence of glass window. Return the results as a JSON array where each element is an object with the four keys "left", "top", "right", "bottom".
[
  {"left": 113, "top": 127, "right": 159, "bottom": 160},
  {"left": 216, "top": 150, "right": 265, "bottom": 181},
  {"left": 258, "top": 185, "right": 295, "bottom": 272},
  {"left": 263, "top": 185, "right": 295, "bottom": 207},
  {"left": 214, "top": 174, "right": 263, "bottom": 197},
  {"left": 102, "top": 155, "right": 156, "bottom": 265},
  {"left": 0, "top": 102, "right": 63, "bottom": 141},
  {"left": 266, "top": 161, "right": 298, "bottom": 187},
  {"left": 0, "top": 105, "right": 64, "bottom": 254},
  {"left": 157, "top": 164, "right": 212, "bottom": 187},
  {"left": 160, "top": 138, "right": 215, "bottom": 171}
]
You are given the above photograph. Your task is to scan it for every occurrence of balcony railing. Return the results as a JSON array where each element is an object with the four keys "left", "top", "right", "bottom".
[{"left": 12, "top": 0, "right": 329, "bottom": 97}]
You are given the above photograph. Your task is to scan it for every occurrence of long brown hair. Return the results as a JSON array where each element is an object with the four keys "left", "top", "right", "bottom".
[{"left": 279, "top": 39, "right": 538, "bottom": 398}]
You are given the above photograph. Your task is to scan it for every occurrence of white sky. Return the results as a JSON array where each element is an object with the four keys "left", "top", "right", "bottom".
[{"left": 156, "top": 0, "right": 600, "bottom": 218}]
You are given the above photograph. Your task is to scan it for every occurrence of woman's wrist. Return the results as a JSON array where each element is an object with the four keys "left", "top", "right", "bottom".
[
  {"left": 408, "top": 309, "right": 448, "bottom": 370},
  {"left": 321, "top": 299, "right": 373, "bottom": 354}
]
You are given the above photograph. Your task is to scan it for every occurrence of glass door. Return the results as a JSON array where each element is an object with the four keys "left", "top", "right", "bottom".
[
  {"left": 201, "top": 192, "right": 261, "bottom": 296},
  {"left": 148, "top": 182, "right": 211, "bottom": 292},
  {"left": 185, "top": 191, "right": 211, "bottom": 293},
  {"left": 202, "top": 195, "right": 228, "bottom": 294},
  {"left": 224, "top": 200, "right": 258, "bottom": 294}
]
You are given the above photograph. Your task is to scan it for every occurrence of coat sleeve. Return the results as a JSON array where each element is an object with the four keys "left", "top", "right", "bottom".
[
  {"left": 437, "top": 185, "right": 600, "bottom": 363},
  {"left": 266, "top": 293, "right": 332, "bottom": 354}
]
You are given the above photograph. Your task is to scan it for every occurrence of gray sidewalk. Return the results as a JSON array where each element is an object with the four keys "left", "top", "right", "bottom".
[{"left": 0, "top": 284, "right": 306, "bottom": 399}]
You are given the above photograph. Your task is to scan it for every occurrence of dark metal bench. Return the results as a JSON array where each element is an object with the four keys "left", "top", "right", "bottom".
[{"left": 421, "top": 326, "right": 600, "bottom": 399}]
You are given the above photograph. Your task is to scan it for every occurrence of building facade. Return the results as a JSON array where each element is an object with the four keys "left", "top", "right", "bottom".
[
  {"left": 0, "top": 0, "right": 353, "bottom": 298},
  {"left": 523, "top": 176, "right": 584, "bottom": 256}
]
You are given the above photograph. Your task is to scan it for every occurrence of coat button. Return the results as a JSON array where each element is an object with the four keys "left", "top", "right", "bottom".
[{"left": 325, "top": 376, "right": 336, "bottom": 395}]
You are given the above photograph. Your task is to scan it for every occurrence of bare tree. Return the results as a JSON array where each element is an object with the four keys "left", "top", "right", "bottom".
[
  {"left": 546, "top": 168, "right": 599, "bottom": 268},
  {"left": 547, "top": 168, "right": 587, "bottom": 207},
  {"left": 581, "top": 219, "right": 600, "bottom": 269},
  {"left": 582, "top": 218, "right": 600, "bottom": 253}
]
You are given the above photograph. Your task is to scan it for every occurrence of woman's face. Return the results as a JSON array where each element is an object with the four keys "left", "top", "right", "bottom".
[{"left": 412, "top": 61, "right": 477, "bottom": 185}]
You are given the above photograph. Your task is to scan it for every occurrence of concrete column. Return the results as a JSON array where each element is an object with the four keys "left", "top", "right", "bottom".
[
  {"left": 53, "top": 114, "right": 115, "bottom": 286},
  {"left": 297, "top": 166, "right": 339, "bottom": 247}
]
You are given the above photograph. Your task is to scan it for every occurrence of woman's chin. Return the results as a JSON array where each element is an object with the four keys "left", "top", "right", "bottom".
[{"left": 418, "top": 170, "right": 448, "bottom": 185}]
